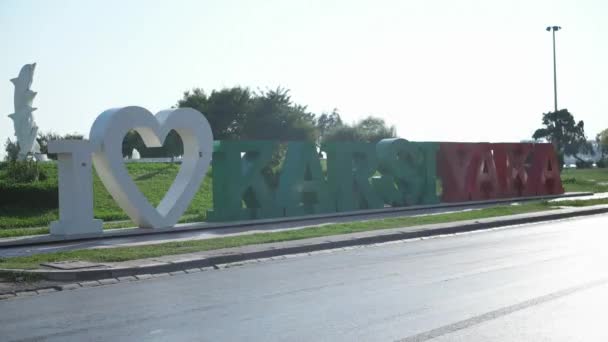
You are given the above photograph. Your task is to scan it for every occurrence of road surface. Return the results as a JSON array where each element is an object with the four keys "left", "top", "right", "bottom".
[{"left": 2, "top": 214, "right": 608, "bottom": 341}]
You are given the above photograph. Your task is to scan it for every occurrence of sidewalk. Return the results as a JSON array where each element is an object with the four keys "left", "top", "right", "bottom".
[{"left": 2, "top": 203, "right": 608, "bottom": 282}]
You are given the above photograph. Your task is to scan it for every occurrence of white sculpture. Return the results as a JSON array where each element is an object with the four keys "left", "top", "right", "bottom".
[
  {"left": 89, "top": 106, "right": 213, "bottom": 228},
  {"left": 131, "top": 148, "right": 141, "bottom": 160},
  {"left": 9, "top": 63, "right": 41, "bottom": 160}
]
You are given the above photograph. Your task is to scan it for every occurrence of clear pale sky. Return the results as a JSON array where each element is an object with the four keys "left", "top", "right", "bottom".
[{"left": 1, "top": 0, "right": 607, "bottom": 158}]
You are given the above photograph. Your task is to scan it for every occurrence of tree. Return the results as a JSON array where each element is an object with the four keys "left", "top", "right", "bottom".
[
  {"left": 316, "top": 109, "right": 342, "bottom": 144},
  {"left": 356, "top": 116, "right": 397, "bottom": 143},
  {"left": 4, "top": 132, "right": 84, "bottom": 161},
  {"left": 322, "top": 116, "right": 397, "bottom": 144},
  {"left": 241, "top": 87, "right": 318, "bottom": 142},
  {"left": 596, "top": 128, "right": 608, "bottom": 159},
  {"left": 122, "top": 130, "right": 144, "bottom": 158},
  {"left": 532, "top": 109, "right": 592, "bottom": 168},
  {"left": 37, "top": 132, "right": 83, "bottom": 160},
  {"left": 121, "top": 130, "right": 182, "bottom": 158},
  {"left": 177, "top": 86, "right": 318, "bottom": 143},
  {"left": 4, "top": 138, "right": 19, "bottom": 162},
  {"left": 177, "top": 87, "right": 251, "bottom": 140},
  {"left": 174, "top": 86, "right": 397, "bottom": 155}
]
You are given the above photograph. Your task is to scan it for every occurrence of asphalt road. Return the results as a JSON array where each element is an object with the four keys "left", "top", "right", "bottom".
[{"left": 2, "top": 214, "right": 608, "bottom": 341}]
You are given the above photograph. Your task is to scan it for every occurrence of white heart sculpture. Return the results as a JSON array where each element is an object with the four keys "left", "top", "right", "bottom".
[{"left": 89, "top": 106, "right": 213, "bottom": 228}]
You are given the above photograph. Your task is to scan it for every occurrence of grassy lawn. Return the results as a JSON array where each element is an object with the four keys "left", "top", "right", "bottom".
[
  {"left": 0, "top": 163, "right": 213, "bottom": 232},
  {"left": 561, "top": 168, "right": 608, "bottom": 193},
  {"left": 0, "top": 200, "right": 561, "bottom": 269},
  {"left": 0, "top": 162, "right": 607, "bottom": 239}
]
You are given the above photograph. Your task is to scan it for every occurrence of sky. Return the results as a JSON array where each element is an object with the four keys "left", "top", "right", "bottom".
[{"left": 1, "top": 0, "right": 608, "bottom": 158}]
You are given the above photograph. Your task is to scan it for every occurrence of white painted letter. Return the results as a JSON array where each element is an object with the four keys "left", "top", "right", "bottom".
[{"left": 49, "top": 140, "right": 103, "bottom": 237}]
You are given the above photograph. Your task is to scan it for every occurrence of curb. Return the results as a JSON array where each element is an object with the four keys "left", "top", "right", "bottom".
[
  {"left": 1, "top": 204, "right": 607, "bottom": 282},
  {"left": 0, "top": 268, "right": 221, "bottom": 300},
  {"left": 0, "top": 192, "right": 591, "bottom": 247}
]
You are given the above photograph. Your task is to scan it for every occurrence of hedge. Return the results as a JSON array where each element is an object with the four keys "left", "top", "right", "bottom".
[{"left": 0, "top": 181, "right": 58, "bottom": 209}]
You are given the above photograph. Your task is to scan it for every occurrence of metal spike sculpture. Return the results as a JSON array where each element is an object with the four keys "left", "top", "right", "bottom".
[{"left": 9, "top": 63, "right": 41, "bottom": 160}]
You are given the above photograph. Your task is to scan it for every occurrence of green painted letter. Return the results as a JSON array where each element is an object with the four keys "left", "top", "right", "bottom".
[
  {"left": 276, "top": 142, "right": 333, "bottom": 216},
  {"left": 323, "top": 142, "right": 383, "bottom": 212},
  {"left": 373, "top": 139, "right": 439, "bottom": 206},
  {"left": 207, "top": 141, "right": 279, "bottom": 221}
]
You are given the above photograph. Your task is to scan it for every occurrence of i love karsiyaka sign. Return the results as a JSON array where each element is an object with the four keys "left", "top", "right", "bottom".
[
  {"left": 48, "top": 106, "right": 564, "bottom": 237},
  {"left": 49, "top": 106, "right": 212, "bottom": 236}
]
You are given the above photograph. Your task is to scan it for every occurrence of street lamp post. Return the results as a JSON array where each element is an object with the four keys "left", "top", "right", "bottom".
[{"left": 546, "top": 25, "right": 561, "bottom": 112}]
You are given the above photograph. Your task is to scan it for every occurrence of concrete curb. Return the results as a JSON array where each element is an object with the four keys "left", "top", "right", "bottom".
[
  {"left": 0, "top": 192, "right": 592, "bottom": 247},
  {"left": 1, "top": 204, "right": 607, "bottom": 282}
]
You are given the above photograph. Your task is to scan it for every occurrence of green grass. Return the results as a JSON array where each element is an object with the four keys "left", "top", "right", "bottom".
[
  {"left": 0, "top": 207, "right": 58, "bottom": 233},
  {"left": 0, "top": 163, "right": 213, "bottom": 231},
  {"left": 561, "top": 168, "right": 608, "bottom": 193},
  {"left": 0, "top": 201, "right": 555, "bottom": 269}
]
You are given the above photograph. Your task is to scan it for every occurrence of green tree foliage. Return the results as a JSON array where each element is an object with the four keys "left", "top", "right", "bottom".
[
  {"left": 120, "top": 86, "right": 397, "bottom": 158},
  {"left": 4, "top": 132, "right": 84, "bottom": 161},
  {"left": 532, "top": 109, "right": 592, "bottom": 168},
  {"left": 121, "top": 130, "right": 183, "bottom": 158},
  {"left": 2, "top": 159, "right": 48, "bottom": 183},
  {"left": 596, "top": 128, "right": 608, "bottom": 158},
  {"left": 322, "top": 116, "right": 397, "bottom": 144},
  {"left": 37, "top": 132, "right": 84, "bottom": 160},
  {"left": 177, "top": 87, "right": 251, "bottom": 140},
  {"left": 315, "top": 109, "right": 343, "bottom": 144},
  {"left": 241, "top": 87, "right": 317, "bottom": 142},
  {"left": 4, "top": 139, "right": 19, "bottom": 162},
  {"left": 357, "top": 117, "right": 398, "bottom": 143},
  {"left": 322, "top": 125, "right": 362, "bottom": 142},
  {"left": 177, "top": 86, "right": 318, "bottom": 142}
]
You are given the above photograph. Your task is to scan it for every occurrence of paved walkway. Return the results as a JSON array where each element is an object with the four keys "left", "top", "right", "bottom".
[{"left": 550, "top": 192, "right": 608, "bottom": 201}]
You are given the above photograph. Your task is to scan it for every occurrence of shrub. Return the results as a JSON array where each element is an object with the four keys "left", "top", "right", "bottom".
[
  {"left": 561, "top": 177, "right": 576, "bottom": 184},
  {"left": 596, "top": 159, "right": 608, "bottom": 168},
  {"left": 3, "top": 139, "right": 19, "bottom": 162},
  {"left": 575, "top": 160, "right": 593, "bottom": 169},
  {"left": 0, "top": 161, "right": 56, "bottom": 209},
  {"left": 0, "top": 181, "right": 58, "bottom": 208},
  {"left": 2, "top": 160, "right": 48, "bottom": 183}
]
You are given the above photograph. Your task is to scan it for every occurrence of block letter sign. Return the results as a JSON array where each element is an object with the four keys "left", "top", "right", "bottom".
[
  {"left": 466, "top": 143, "right": 500, "bottom": 201},
  {"left": 276, "top": 142, "right": 333, "bottom": 216},
  {"left": 437, "top": 143, "right": 481, "bottom": 202},
  {"left": 323, "top": 142, "right": 383, "bottom": 212},
  {"left": 47, "top": 104, "right": 565, "bottom": 237},
  {"left": 527, "top": 144, "right": 564, "bottom": 195},
  {"left": 493, "top": 143, "right": 533, "bottom": 197},
  {"left": 207, "top": 141, "right": 279, "bottom": 221},
  {"left": 89, "top": 106, "right": 213, "bottom": 229},
  {"left": 374, "top": 139, "right": 439, "bottom": 206},
  {"left": 49, "top": 140, "right": 102, "bottom": 237}
]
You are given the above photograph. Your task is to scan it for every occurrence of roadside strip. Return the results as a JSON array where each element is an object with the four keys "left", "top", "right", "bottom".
[
  {"left": 1, "top": 204, "right": 607, "bottom": 281},
  {"left": 0, "top": 192, "right": 591, "bottom": 248}
]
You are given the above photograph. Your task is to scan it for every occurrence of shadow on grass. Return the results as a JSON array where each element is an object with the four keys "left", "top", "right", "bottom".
[{"left": 133, "top": 163, "right": 178, "bottom": 181}]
